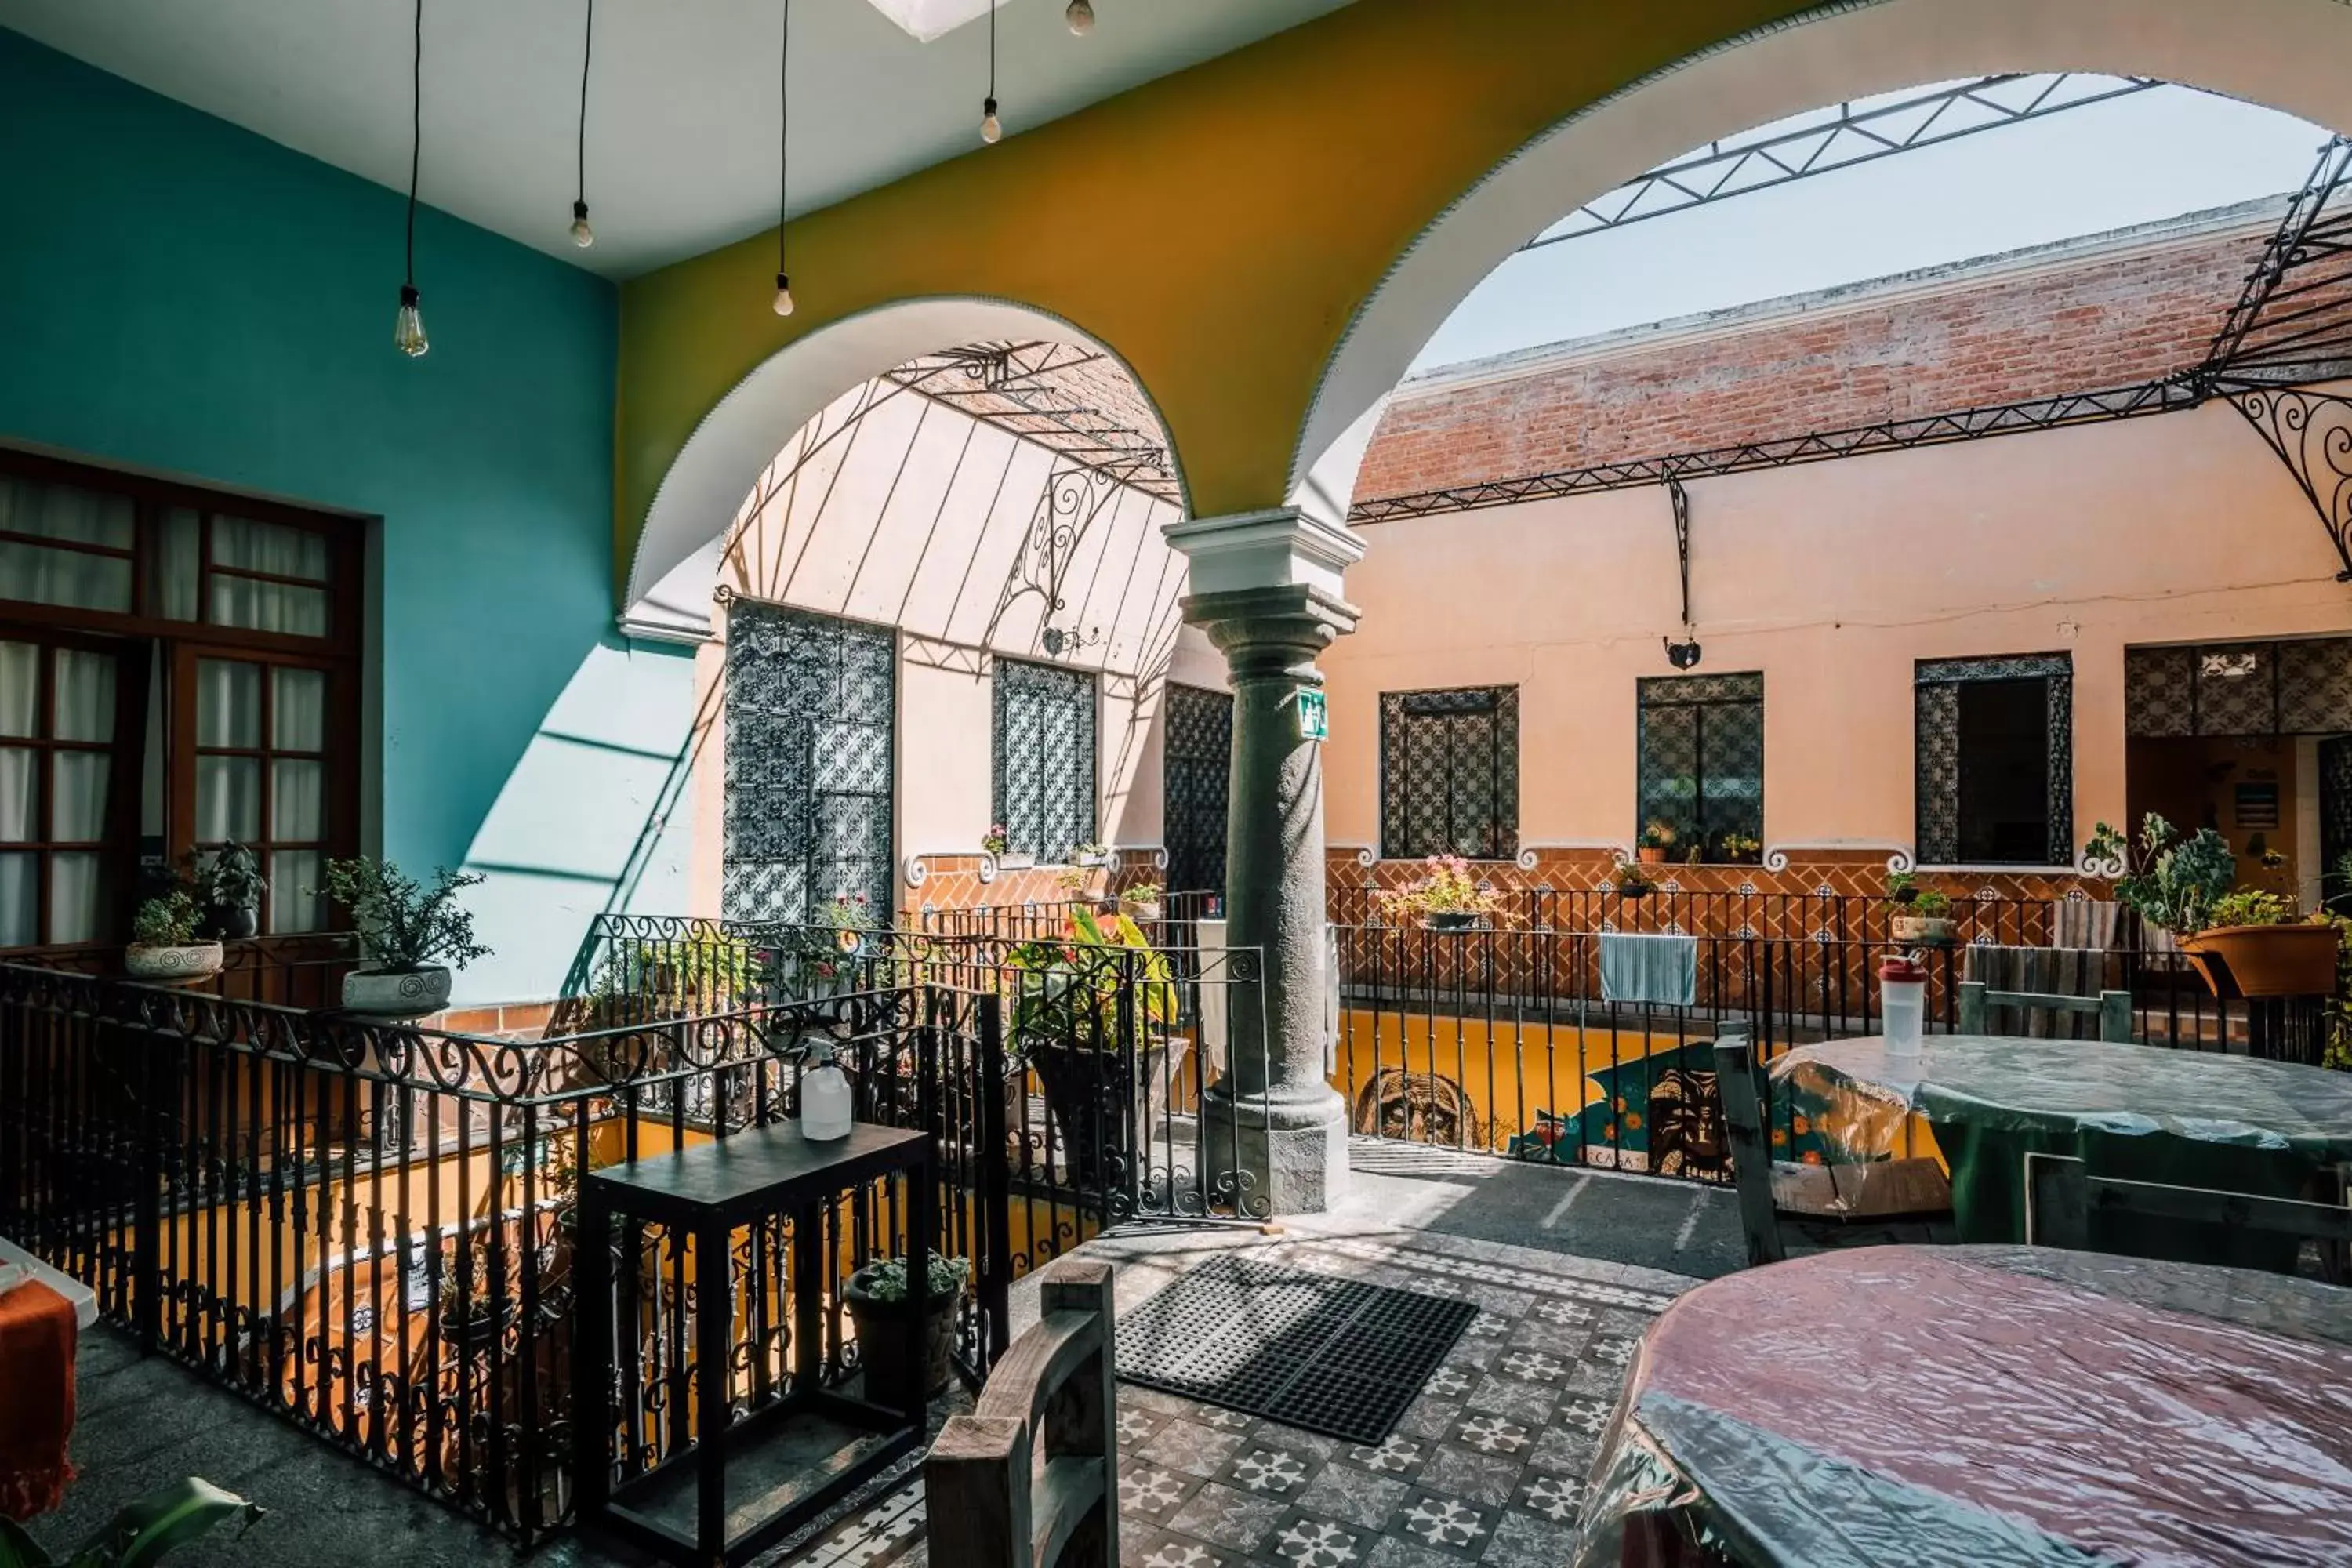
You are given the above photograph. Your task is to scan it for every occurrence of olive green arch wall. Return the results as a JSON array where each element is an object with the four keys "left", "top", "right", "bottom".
[{"left": 617, "top": 0, "right": 2352, "bottom": 616}]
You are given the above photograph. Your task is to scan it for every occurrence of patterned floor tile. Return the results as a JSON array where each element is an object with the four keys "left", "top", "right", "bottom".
[
  {"left": 1479, "top": 1508, "right": 1584, "bottom": 1568},
  {"left": 1395, "top": 1396, "right": 1461, "bottom": 1443},
  {"left": 1120, "top": 1463, "right": 1207, "bottom": 1521},
  {"left": 1493, "top": 1348, "right": 1568, "bottom": 1384},
  {"left": 1523, "top": 1423, "right": 1602, "bottom": 1479},
  {"left": 1126, "top": 1530, "right": 1235, "bottom": 1568},
  {"left": 1168, "top": 1482, "right": 1290, "bottom": 1554},
  {"left": 1411, "top": 1444, "right": 1522, "bottom": 1510},
  {"left": 1291, "top": 1464, "right": 1411, "bottom": 1530},
  {"left": 1148, "top": 1417, "right": 1250, "bottom": 1479},
  {"left": 1464, "top": 1375, "right": 1554, "bottom": 1425},
  {"left": 1338, "top": 1434, "right": 1423, "bottom": 1478},
  {"left": 1247, "top": 1424, "right": 1343, "bottom": 1465},
  {"left": 1513, "top": 1471, "right": 1582, "bottom": 1523},
  {"left": 1361, "top": 1538, "right": 1468, "bottom": 1568},
  {"left": 1222, "top": 1444, "right": 1316, "bottom": 1498},
  {"left": 1120, "top": 1404, "right": 1171, "bottom": 1446},
  {"left": 1384, "top": 1490, "right": 1497, "bottom": 1560},
  {"left": 1265, "top": 1512, "right": 1366, "bottom": 1566},
  {"left": 1451, "top": 1414, "right": 1531, "bottom": 1457},
  {"left": 1422, "top": 1365, "right": 1475, "bottom": 1400}
]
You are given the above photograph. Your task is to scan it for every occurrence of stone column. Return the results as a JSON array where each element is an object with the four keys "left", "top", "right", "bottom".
[{"left": 1163, "top": 508, "right": 1362, "bottom": 1214}]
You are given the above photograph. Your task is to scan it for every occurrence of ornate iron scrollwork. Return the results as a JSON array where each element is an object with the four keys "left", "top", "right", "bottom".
[{"left": 2227, "top": 387, "right": 2352, "bottom": 582}]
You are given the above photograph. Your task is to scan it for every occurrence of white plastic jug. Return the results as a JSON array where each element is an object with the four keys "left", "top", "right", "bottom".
[
  {"left": 1880, "top": 953, "right": 1927, "bottom": 1056},
  {"left": 800, "top": 1043, "right": 854, "bottom": 1141}
]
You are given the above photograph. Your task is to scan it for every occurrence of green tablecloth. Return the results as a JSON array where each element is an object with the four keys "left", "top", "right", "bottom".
[{"left": 1772, "top": 1036, "right": 2352, "bottom": 1269}]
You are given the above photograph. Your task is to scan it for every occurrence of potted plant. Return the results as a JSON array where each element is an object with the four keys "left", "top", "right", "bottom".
[
  {"left": 1376, "top": 855, "right": 1500, "bottom": 931},
  {"left": 194, "top": 840, "right": 267, "bottom": 940},
  {"left": 843, "top": 1250, "right": 971, "bottom": 1409},
  {"left": 1120, "top": 881, "right": 1164, "bottom": 924},
  {"left": 1889, "top": 889, "right": 1955, "bottom": 945},
  {"left": 1886, "top": 869, "right": 1920, "bottom": 906},
  {"left": 983, "top": 822, "right": 1030, "bottom": 871},
  {"left": 1072, "top": 841, "right": 1116, "bottom": 869},
  {"left": 125, "top": 890, "right": 223, "bottom": 981},
  {"left": 1004, "top": 906, "right": 1178, "bottom": 1188},
  {"left": 1720, "top": 833, "right": 1762, "bottom": 866},
  {"left": 1636, "top": 821, "right": 1677, "bottom": 865},
  {"left": 435, "top": 1234, "right": 516, "bottom": 1350},
  {"left": 1611, "top": 856, "right": 1657, "bottom": 899},
  {"left": 321, "top": 858, "right": 492, "bottom": 1018},
  {"left": 2180, "top": 887, "right": 2341, "bottom": 1000}
]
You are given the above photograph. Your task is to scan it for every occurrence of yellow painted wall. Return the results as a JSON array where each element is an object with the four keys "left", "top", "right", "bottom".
[{"left": 615, "top": 0, "right": 1818, "bottom": 587}]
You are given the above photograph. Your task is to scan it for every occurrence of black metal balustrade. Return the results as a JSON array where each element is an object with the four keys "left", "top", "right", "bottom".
[{"left": 0, "top": 960, "right": 1021, "bottom": 1544}]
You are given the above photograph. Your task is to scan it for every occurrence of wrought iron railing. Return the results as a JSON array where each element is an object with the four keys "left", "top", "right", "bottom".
[{"left": 0, "top": 960, "right": 1016, "bottom": 1544}]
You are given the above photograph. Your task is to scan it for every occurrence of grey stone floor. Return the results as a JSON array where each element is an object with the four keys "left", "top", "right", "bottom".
[{"left": 32, "top": 1149, "right": 1724, "bottom": 1566}]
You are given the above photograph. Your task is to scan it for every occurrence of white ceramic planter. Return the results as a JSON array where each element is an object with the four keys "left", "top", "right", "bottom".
[
  {"left": 1889, "top": 916, "right": 1955, "bottom": 945},
  {"left": 342, "top": 965, "right": 453, "bottom": 1018},
  {"left": 995, "top": 851, "right": 1034, "bottom": 870},
  {"left": 125, "top": 942, "right": 224, "bottom": 982}
]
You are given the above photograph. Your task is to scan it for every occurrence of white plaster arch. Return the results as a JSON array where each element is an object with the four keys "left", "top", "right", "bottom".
[
  {"left": 1290, "top": 0, "right": 2352, "bottom": 527},
  {"left": 623, "top": 295, "right": 1186, "bottom": 641}
]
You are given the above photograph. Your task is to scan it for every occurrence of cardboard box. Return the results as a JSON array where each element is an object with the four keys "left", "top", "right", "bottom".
[{"left": 1772, "top": 1156, "right": 1951, "bottom": 1219}]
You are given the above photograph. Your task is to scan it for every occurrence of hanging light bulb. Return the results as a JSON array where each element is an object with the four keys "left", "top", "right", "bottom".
[
  {"left": 773, "top": 272, "right": 796, "bottom": 318},
  {"left": 1065, "top": 0, "right": 1094, "bottom": 35},
  {"left": 571, "top": 2, "right": 597, "bottom": 248},
  {"left": 772, "top": 0, "right": 798, "bottom": 315},
  {"left": 979, "top": 0, "right": 1002, "bottom": 142},
  {"left": 395, "top": 284, "right": 429, "bottom": 357},
  {"left": 981, "top": 96, "right": 1002, "bottom": 143}
]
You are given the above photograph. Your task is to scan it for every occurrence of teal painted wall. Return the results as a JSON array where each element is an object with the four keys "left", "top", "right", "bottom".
[{"left": 0, "top": 27, "right": 693, "bottom": 1001}]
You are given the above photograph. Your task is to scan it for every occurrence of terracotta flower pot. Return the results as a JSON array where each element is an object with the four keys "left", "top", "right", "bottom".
[
  {"left": 1636, "top": 848, "right": 1668, "bottom": 865},
  {"left": 2176, "top": 923, "right": 2341, "bottom": 1000}
]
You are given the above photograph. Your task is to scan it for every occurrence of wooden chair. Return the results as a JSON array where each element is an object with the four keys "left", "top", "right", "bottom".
[
  {"left": 2026, "top": 1152, "right": 2352, "bottom": 1278},
  {"left": 924, "top": 1258, "right": 1118, "bottom": 1568},
  {"left": 1957, "top": 980, "right": 2132, "bottom": 1043},
  {"left": 1714, "top": 1030, "right": 1954, "bottom": 1267}
]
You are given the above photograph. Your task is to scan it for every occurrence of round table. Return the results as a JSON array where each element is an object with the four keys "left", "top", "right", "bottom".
[
  {"left": 1575, "top": 1245, "right": 2352, "bottom": 1567},
  {"left": 1771, "top": 1035, "right": 2352, "bottom": 1266}
]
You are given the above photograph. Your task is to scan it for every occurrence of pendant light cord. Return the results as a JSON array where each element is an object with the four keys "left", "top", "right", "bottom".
[
  {"left": 405, "top": 0, "right": 421, "bottom": 289},
  {"left": 778, "top": 0, "right": 790, "bottom": 276},
  {"left": 576, "top": 0, "right": 593, "bottom": 208},
  {"left": 989, "top": 0, "right": 996, "bottom": 101}
]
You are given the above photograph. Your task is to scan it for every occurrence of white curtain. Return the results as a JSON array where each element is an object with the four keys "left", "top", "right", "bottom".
[
  {"left": 0, "top": 748, "right": 32, "bottom": 840},
  {"left": 197, "top": 659, "right": 261, "bottom": 747},
  {"left": 209, "top": 516, "right": 328, "bottom": 636},
  {"left": 196, "top": 757, "right": 260, "bottom": 843},
  {"left": 269, "top": 849, "right": 323, "bottom": 935},
  {"left": 49, "top": 853, "right": 100, "bottom": 944},
  {"left": 160, "top": 509, "right": 201, "bottom": 621},
  {"left": 0, "top": 854, "right": 32, "bottom": 947},
  {"left": 0, "top": 642, "right": 33, "bottom": 737},
  {"left": 0, "top": 479, "right": 134, "bottom": 612},
  {"left": 209, "top": 577, "right": 328, "bottom": 637},
  {"left": 272, "top": 667, "right": 325, "bottom": 750}
]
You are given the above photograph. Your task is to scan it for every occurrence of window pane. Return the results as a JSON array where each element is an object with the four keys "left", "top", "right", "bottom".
[
  {"left": 159, "top": 508, "right": 201, "bottom": 621},
  {"left": 0, "top": 477, "right": 134, "bottom": 548},
  {"left": 0, "top": 748, "right": 35, "bottom": 840},
  {"left": 272, "top": 758, "right": 323, "bottom": 841},
  {"left": 196, "top": 659, "right": 263, "bottom": 747},
  {"left": 272, "top": 667, "right": 326, "bottom": 751},
  {"left": 49, "top": 853, "right": 100, "bottom": 945},
  {"left": 196, "top": 755, "right": 261, "bottom": 843},
  {"left": 269, "top": 850, "right": 324, "bottom": 935},
  {"left": 50, "top": 752, "right": 107, "bottom": 841},
  {"left": 0, "top": 642, "right": 34, "bottom": 737},
  {"left": 208, "top": 576, "right": 328, "bottom": 637},
  {"left": 0, "top": 853, "right": 34, "bottom": 946},
  {"left": 51, "top": 649, "right": 114, "bottom": 742},
  {"left": 0, "top": 540, "right": 132, "bottom": 612},
  {"left": 211, "top": 515, "right": 330, "bottom": 581},
  {"left": 1955, "top": 677, "right": 2051, "bottom": 864}
]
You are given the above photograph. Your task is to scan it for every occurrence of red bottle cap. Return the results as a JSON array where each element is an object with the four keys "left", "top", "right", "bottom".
[{"left": 1879, "top": 954, "right": 1927, "bottom": 983}]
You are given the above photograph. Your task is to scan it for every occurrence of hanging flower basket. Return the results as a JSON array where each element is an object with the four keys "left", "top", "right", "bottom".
[{"left": 2176, "top": 923, "right": 2340, "bottom": 1000}]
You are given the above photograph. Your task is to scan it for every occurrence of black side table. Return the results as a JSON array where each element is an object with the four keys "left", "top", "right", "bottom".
[{"left": 574, "top": 1121, "right": 935, "bottom": 1567}]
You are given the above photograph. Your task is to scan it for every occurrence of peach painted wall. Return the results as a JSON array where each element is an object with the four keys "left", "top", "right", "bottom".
[
  {"left": 1322, "top": 391, "right": 2352, "bottom": 868},
  {"left": 683, "top": 381, "right": 1227, "bottom": 917}
]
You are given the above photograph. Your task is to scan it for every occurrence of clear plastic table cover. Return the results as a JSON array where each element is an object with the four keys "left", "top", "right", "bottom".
[
  {"left": 1574, "top": 1246, "right": 2352, "bottom": 1568},
  {"left": 1769, "top": 1035, "right": 2352, "bottom": 1163}
]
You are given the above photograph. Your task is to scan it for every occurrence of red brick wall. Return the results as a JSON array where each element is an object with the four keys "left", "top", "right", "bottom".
[{"left": 1356, "top": 224, "right": 2264, "bottom": 503}]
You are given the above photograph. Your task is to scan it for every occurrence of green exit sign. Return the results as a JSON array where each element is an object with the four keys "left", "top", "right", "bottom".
[{"left": 1296, "top": 688, "right": 1328, "bottom": 742}]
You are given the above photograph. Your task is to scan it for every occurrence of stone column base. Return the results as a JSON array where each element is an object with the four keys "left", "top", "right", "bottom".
[{"left": 1196, "top": 1080, "right": 1351, "bottom": 1216}]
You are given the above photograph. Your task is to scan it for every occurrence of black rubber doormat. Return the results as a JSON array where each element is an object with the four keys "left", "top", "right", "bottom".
[{"left": 1115, "top": 1254, "right": 1478, "bottom": 1445}]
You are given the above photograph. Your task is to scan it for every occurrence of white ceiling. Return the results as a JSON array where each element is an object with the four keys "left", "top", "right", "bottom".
[{"left": 0, "top": 0, "right": 1356, "bottom": 278}]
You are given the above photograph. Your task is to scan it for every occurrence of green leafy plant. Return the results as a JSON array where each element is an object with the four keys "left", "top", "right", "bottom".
[
  {"left": 320, "top": 858, "right": 492, "bottom": 971},
  {"left": 2085, "top": 815, "right": 2235, "bottom": 937},
  {"left": 1610, "top": 855, "right": 1656, "bottom": 894},
  {"left": 980, "top": 822, "right": 1011, "bottom": 856},
  {"left": 1376, "top": 856, "right": 1501, "bottom": 922},
  {"left": 1120, "top": 881, "right": 1163, "bottom": 906},
  {"left": 2207, "top": 888, "right": 2299, "bottom": 928},
  {"left": 1638, "top": 820, "right": 1678, "bottom": 851},
  {"left": 130, "top": 891, "right": 201, "bottom": 948},
  {"left": 1003, "top": 905, "right": 1177, "bottom": 1062},
  {"left": 1072, "top": 841, "right": 1112, "bottom": 863},
  {"left": 1908, "top": 890, "right": 1953, "bottom": 919},
  {"left": 0, "top": 1477, "right": 262, "bottom": 1567},
  {"left": 193, "top": 841, "right": 266, "bottom": 912},
  {"left": 855, "top": 1250, "right": 971, "bottom": 1305},
  {"left": 1885, "top": 870, "right": 1918, "bottom": 906},
  {"left": 1720, "top": 833, "right": 1762, "bottom": 864}
]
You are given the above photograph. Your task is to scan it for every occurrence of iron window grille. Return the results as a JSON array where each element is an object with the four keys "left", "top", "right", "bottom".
[
  {"left": 721, "top": 600, "right": 896, "bottom": 924},
  {"left": 1915, "top": 652, "right": 2073, "bottom": 867},
  {"left": 1163, "top": 683, "right": 1232, "bottom": 895},
  {"left": 1637, "top": 673, "right": 1763, "bottom": 859},
  {"left": 1378, "top": 686, "right": 1519, "bottom": 862},
  {"left": 993, "top": 657, "right": 1097, "bottom": 863}
]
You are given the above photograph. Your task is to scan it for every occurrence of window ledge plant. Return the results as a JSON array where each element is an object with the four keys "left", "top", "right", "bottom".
[
  {"left": 1636, "top": 820, "right": 1678, "bottom": 865},
  {"left": 125, "top": 889, "right": 223, "bottom": 982},
  {"left": 321, "top": 858, "right": 492, "bottom": 1019},
  {"left": 1377, "top": 855, "right": 1501, "bottom": 931}
]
